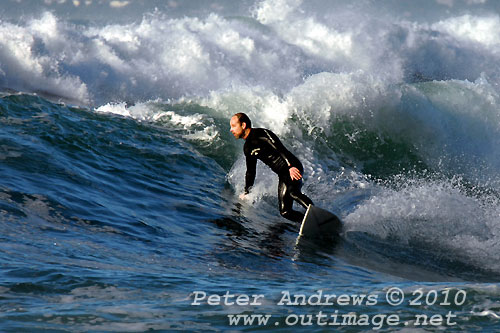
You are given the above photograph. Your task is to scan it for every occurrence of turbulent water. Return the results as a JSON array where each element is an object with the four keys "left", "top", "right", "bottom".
[{"left": 1, "top": 0, "right": 500, "bottom": 331}]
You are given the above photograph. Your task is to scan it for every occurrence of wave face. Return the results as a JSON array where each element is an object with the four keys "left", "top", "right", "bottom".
[{"left": 1, "top": 0, "right": 500, "bottom": 331}]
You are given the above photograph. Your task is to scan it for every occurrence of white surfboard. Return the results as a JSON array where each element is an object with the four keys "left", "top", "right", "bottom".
[{"left": 299, "top": 205, "right": 341, "bottom": 239}]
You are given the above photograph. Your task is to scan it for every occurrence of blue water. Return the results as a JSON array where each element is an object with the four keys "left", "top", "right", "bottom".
[{"left": 1, "top": 0, "right": 500, "bottom": 331}]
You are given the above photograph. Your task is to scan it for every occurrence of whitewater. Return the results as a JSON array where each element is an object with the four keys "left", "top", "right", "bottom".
[{"left": 0, "top": 0, "right": 499, "bottom": 331}]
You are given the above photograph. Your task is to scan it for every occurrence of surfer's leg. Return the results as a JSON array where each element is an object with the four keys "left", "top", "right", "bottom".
[
  {"left": 288, "top": 179, "right": 313, "bottom": 209},
  {"left": 278, "top": 179, "right": 304, "bottom": 223}
]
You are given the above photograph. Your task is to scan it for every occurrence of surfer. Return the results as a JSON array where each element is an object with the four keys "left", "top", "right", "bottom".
[{"left": 230, "top": 113, "right": 313, "bottom": 222}]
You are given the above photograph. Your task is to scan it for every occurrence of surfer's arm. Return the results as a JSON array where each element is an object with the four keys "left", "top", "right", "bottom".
[
  {"left": 261, "top": 129, "right": 292, "bottom": 168},
  {"left": 261, "top": 130, "right": 302, "bottom": 180},
  {"left": 244, "top": 155, "right": 257, "bottom": 194}
]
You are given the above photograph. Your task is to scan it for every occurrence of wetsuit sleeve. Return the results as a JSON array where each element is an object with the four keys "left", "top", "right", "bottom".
[
  {"left": 262, "top": 129, "right": 292, "bottom": 167},
  {"left": 244, "top": 154, "right": 257, "bottom": 194},
  {"left": 245, "top": 155, "right": 257, "bottom": 194}
]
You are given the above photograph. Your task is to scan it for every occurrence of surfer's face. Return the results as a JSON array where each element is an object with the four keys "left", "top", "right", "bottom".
[{"left": 230, "top": 116, "right": 246, "bottom": 139}]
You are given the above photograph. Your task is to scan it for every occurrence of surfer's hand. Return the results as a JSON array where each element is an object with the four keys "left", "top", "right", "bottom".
[
  {"left": 239, "top": 193, "right": 248, "bottom": 200},
  {"left": 289, "top": 167, "right": 302, "bottom": 181}
]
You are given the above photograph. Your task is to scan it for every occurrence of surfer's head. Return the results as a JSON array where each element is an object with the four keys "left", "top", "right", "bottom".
[{"left": 230, "top": 113, "right": 251, "bottom": 139}]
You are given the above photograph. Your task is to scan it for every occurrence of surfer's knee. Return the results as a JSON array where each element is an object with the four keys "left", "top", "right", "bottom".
[
  {"left": 279, "top": 209, "right": 289, "bottom": 218},
  {"left": 290, "top": 191, "right": 313, "bottom": 208},
  {"left": 280, "top": 209, "right": 303, "bottom": 223}
]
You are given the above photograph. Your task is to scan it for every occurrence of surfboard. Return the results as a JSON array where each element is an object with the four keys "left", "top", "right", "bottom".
[{"left": 298, "top": 205, "right": 341, "bottom": 239}]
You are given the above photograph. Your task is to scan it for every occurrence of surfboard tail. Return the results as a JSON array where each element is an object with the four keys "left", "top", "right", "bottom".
[{"left": 299, "top": 205, "right": 341, "bottom": 238}]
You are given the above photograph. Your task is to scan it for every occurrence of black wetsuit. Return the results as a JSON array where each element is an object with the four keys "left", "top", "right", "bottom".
[{"left": 244, "top": 128, "right": 313, "bottom": 222}]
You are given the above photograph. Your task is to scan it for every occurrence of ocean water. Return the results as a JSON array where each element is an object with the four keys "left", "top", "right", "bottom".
[{"left": 1, "top": 0, "right": 500, "bottom": 331}]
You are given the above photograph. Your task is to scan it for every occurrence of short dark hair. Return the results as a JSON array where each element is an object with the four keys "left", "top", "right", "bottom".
[{"left": 233, "top": 112, "right": 252, "bottom": 129}]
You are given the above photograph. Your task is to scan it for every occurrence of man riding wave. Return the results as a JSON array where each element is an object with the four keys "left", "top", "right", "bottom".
[{"left": 230, "top": 113, "right": 313, "bottom": 222}]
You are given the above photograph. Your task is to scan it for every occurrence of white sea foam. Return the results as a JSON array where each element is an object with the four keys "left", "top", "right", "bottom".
[
  {"left": 0, "top": 12, "right": 89, "bottom": 103},
  {"left": 0, "top": 3, "right": 498, "bottom": 105},
  {"left": 432, "top": 14, "right": 500, "bottom": 50},
  {"left": 344, "top": 177, "right": 500, "bottom": 271},
  {"left": 95, "top": 101, "right": 218, "bottom": 143}
]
